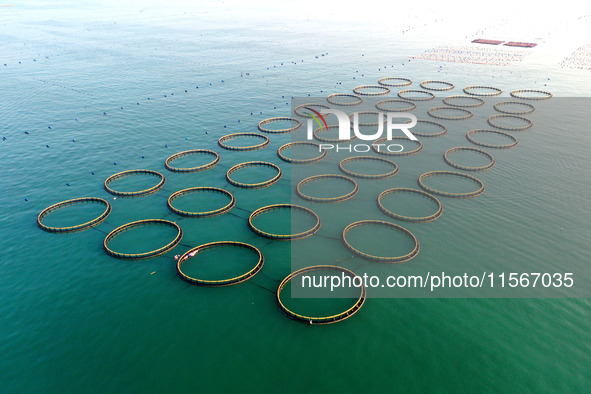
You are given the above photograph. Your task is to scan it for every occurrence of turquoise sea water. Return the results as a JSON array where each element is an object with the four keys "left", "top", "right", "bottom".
[{"left": 1, "top": 1, "right": 591, "bottom": 392}]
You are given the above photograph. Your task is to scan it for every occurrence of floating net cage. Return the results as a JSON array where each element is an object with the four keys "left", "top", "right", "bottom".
[
  {"left": 510, "top": 89, "right": 552, "bottom": 100},
  {"left": 176, "top": 241, "right": 263, "bottom": 287},
  {"left": 296, "top": 174, "right": 359, "bottom": 203},
  {"left": 338, "top": 156, "right": 399, "bottom": 179},
  {"left": 493, "top": 101, "right": 535, "bottom": 115},
  {"left": 466, "top": 129, "right": 518, "bottom": 149},
  {"left": 408, "top": 119, "right": 447, "bottom": 137},
  {"left": 353, "top": 85, "right": 390, "bottom": 96},
  {"left": 463, "top": 85, "right": 502, "bottom": 96},
  {"left": 397, "top": 89, "right": 435, "bottom": 101},
  {"left": 218, "top": 132, "right": 270, "bottom": 151},
  {"left": 104, "top": 169, "right": 165, "bottom": 197},
  {"left": 276, "top": 265, "right": 366, "bottom": 325},
  {"left": 226, "top": 161, "right": 282, "bottom": 189},
  {"left": 103, "top": 219, "right": 183, "bottom": 260},
  {"left": 418, "top": 171, "right": 485, "bottom": 198},
  {"left": 342, "top": 220, "right": 420, "bottom": 263},
  {"left": 258, "top": 117, "right": 301, "bottom": 133},
  {"left": 419, "top": 80, "right": 454, "bottom": 91},
  {"left": 167, "top": 187, "right": 235, "bottom": 217},
  {"left": 248, "top": 204, "right": 321, "bottom": 240},
  {"left": 487, "top": 114, "right": 533, "bottom": 131},
  {"left": 375, "top": 99, "right": 416, "bottom": 112},
  {"left": 327, "top": 93, "right": 363, "bottom": 106},
  {"left": 37, "top": 197, "right": 111, "bottom": 233},
  {"left": 377, "top": 77, "right": 412, "bottom": 87},
  {"left": 377, "top": 188, "right": 443, "bottom": 223},
  {"left": 165, "top": 149, "right": 220, "bottom": 172},
  {"left": 443, "top": 146, "right": 495, "bottom": 171},
  {"left": 427, "top": 106, "right": 474, "bottom": 120},
  {"left": 442, "top": 95, "right": 485, "bottom": 108},
  {"left": 277, "top": 142, "right": 326, "bottom": 164}
]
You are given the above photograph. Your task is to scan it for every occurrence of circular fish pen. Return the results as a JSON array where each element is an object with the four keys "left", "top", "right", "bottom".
[
  {"left": 248, "top": 204, "right": 321, "bottom": 240},
  {"left": 165, "top": 149, "right": 220, "bottom": 172},
  {"left": 408, "top": 119, "right": 447, "bottom": 137},
  {"left": 226, "top": 161, "right": 282, "bottom": 189},
  {"left": 377, "top": 77, "right": 412, "bottom": 87},
  {"left": 103, "top": 219, "right": 183, "bottom": 260},
  {"left": 176, "top": 241, "right": 263, "bottom": 287},
  {"left": 398, "top": 89, "right": 435, "bottom": 101},
  {"left": 218, "top": 132, "right": 270, "bottom": 151},
  {"left": 277, "top": 141, "right": 326, "bottom": 164},
  {"left": 510, "top": 89, "right": 552, "bottom": 100},
  {"left": 443, "top": 147, "right": 495, "bottom": 171},
  {"left": 37, "top": 197, "right": 111, "bottom": 233},
  {"left": 463, "top": 85, "right": 502, "bottom": 96},
  {"left": 427, "top": 106, "right": 473, "bottom": 120},
  {"left": 493, "top": 101, "right": 535, "bottom": 114},
  {"left": 418, "top": 171, "right": 485, "bottom": 198},
  {"left": 487, "top": 114, "right": 533, "bottom": 131},
  {"left": 258, "top": 117, "right": 302, "bottom": 133},
  {"left": 353, "top": 85, "right": 391, "bottom": 96},
  {"left": 104, "top": 169, "right": 165, "bottom": 197},
  {"left": 296, "top": 174, "right": 359, "bottom": 203},
  {"left": 167, "top": 187, "right": 235, "bottom": 217},
  {"left": 338, "top": 156, "right": 399, "bottom": 179},
  {"left": 375, "top": 99, "right": 416, "bottom": 112},
  {"left": 377, "top": 188, "right": 442, "bottom": 222},
  {"left": 420, "top": 80, "right": 454, "bottom": 91},
  {"left": 372, "top": 136, "right": 423, "bottom": 156},
  {"left": 327, "top": 93, "right": 363, "bottom": 106},
  {"left": 342, "top": 220, "right": 419, "bottom": 263},
  {"left": 466, "top": 129, "right": 518, "bottom": 149},
  {"left": 276, "top": 265, "right": 366, "bottom": 325},
  {"left": 442, "top": 95, "right": 485, "bottom": 108}
]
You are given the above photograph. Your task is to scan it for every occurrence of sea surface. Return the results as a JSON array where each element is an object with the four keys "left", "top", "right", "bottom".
[{"left": 1, "top": 1, "right": 590, "bottom": 392}]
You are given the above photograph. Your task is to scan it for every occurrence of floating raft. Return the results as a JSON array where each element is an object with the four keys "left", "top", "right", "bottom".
[
  {"left": 472, "top": 39, "right": 504, "bottom": 45},
  {"left": 504, "top": 41, "right": 537, "bottom": 48},
  {"left": 471, "top": 39, "right": 537, "bottom": 48}
]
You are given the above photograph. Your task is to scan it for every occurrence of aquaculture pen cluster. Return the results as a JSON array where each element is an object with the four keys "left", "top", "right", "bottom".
[
  {"left": 35, "top": 75, "right": 551, "bottom": 324},
  {"left": 560, "top": 43, "right": 591, "bottom": 70},
  {"left": 411, "top": 45, "right": 530, "bottom": 66}
]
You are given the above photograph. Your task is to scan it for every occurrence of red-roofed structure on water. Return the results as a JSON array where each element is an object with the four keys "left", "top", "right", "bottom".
[{"left": 472, "top": 39, "right": 504, "bottom": 45}]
